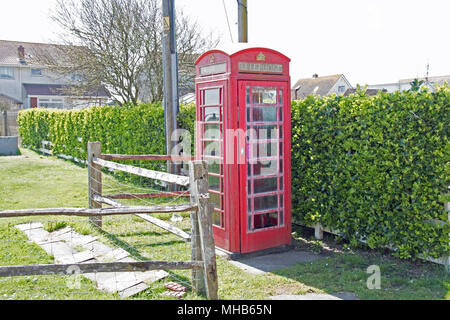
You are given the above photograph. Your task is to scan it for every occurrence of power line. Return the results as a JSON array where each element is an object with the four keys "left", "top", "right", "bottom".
[{"left": 223, "top": 0, "right": 234, "bottom": 43}]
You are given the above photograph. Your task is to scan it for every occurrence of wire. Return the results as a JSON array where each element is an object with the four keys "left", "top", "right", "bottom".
[{"left": 223, "top": 0, "right": 234, "bottom": 43}]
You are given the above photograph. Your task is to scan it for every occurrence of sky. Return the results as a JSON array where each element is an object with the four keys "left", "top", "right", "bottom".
[{"left": 1, "top": 0, "right": 449, "bottom": 86}]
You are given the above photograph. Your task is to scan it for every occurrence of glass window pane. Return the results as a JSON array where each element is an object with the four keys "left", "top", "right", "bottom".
[
  {"left": 254, "top": 212, "right": 278, "bottom": 230},
  {"left": 253, "top": 177, "right": 278, "bottom": 194},
  {"left": 204, "top": 88, "right": 221, "bottom": 106},
  {"left": 204, "top": 107, "right": 221, "bottom": 122},
  {"left": 252, "top": 88, "right": 277, "bottom": 105},
  {"left": 251, "top": 160, "right": 278, "bottom": 176},
  {"left": 203, "top": 141, "right": 221, "bottom": 157},
  {"left": 248, "top": 125, "right": 279, "bottom": 140},
  {"left": 250, "top": 107, "right": 277, "bottom": 122},
  {"left": 0, "top": 67, "right": 14, "bottom": 79},
  {"left": 204, "top": 124, "right": 221, "bottom": 140},
  {"left": 207, "top": 161, "right": 221, "bottom": 174},
  {"left": 213, "top": 210, "right": 221, "bottom": 226},
  {"left": 254, "top": 195, "right": 278, "bottom": 212},
  {"left": 210, "top": 193, "right": 221, "bottom": 210},
  {"left": 208, "top": 175, "right": 221, "bottom": 192},
  {"left": 250, "top": 142, "right": 279, "bottom": 158}
]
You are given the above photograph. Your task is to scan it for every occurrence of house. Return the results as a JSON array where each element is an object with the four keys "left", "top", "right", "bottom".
[
  {"left": 292, "top": 74, "right": 353, "bottom": 100},
  {"left": 367, "top": 75, "right": 450, "bottom": 93},
  {"left": 0, "top": 40, "right": 110, "bottom": 110},
  {"left": 344, "top": 88, "right": 381, "bottom": 96}
]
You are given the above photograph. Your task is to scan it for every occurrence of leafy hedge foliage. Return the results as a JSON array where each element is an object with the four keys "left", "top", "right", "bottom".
[
  {"left": 292, "top": 86, "right": 449, "bottom": 259},
  {"left": 17, "top": 104, "right": 168, "bottom": 178},
  {"left": 17, "top": 89, "right": 449, "bottom": 259}
]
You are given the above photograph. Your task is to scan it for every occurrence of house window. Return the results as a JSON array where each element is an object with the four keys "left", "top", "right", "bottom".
[
  {"left": 38, "top": 98, "right": 64, "bottom": 109},
  {"left": 0, "top": 67, "right": 14, "bottom": 79},
  {"left": 31, "top": 68, "right": 43, "bottom": 77},
  {"left": 338, "top": 86, "right": 346, "bottom": 93},
  {"left": 70, "top": 72, "right": 84, "bottom": 82}
]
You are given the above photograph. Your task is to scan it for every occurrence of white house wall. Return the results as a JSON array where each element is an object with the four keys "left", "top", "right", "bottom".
[
  {"left": 0, "top": 65, "right": 67, "bottom": 107},
  {"left": 329, "top": 76, "right": 353, "bottom": 95}
]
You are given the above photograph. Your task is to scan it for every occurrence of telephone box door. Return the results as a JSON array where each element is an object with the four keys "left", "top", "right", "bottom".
[{"left": 238, "top": 81, "right": 291, "bottom": 253}]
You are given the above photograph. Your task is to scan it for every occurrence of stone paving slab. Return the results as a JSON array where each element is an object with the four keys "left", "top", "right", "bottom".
[
  {"left": 229, "top": 250, "right": 327, "bottom": 275},
  {"left": 22, "top": 228, "right": 50, "bottom": 244},
  {"left": 56, "top": 250, "right": 96, "bottom": 264},
  {"left": 15, "top": 225, "right": 169, "bottom": 297},
  {"left": 15, "top": 223, "right": 44, "bottom": 231}
]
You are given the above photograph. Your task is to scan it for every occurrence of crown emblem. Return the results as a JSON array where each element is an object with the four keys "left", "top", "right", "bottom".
[
  {"left": 256, "top": 52, "right": 266, "bottom": 61},
  {"left": 210, "top": 55, "right": 216, "bottom": 64}
]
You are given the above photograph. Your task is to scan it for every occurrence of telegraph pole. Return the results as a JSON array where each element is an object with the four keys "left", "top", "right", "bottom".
[
  {"left": 238, "top": 0, "right": 248, "bottom": 43},
  {"left": 162, "top": 0, "right": 179, "bottom": 180}
]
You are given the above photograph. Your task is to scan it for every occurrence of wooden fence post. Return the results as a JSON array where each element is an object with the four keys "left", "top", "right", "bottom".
[
  {"left": 189, "top": 161, "right": 218, "bottom": 300},
  {"left": 88, "top": 142, "right": 102, "bottom": 228},
  {"left": 314, "top": 223, "right": 324, "bottom": 240},
  {"left": 189, "top": 167, "right": 206, "bottom": 295},
  {"left": 2, "top": 111, "right": 8, "bottom": 137}
]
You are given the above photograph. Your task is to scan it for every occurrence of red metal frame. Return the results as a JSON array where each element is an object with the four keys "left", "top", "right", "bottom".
[{"left": 195, "top": 48, "right": 291, "bottom": 254}]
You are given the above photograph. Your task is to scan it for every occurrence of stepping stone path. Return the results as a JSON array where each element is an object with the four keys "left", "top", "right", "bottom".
[{"left": 15, "top": 223, "right": 169, "bottom": 298}]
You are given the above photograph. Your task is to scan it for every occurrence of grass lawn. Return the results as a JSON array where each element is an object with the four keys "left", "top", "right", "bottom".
[{"left": 0, "top": 148, "right": 448, "bottom": 300}]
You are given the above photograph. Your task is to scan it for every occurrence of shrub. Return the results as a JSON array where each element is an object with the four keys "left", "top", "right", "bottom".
[{"left": 291, "top": 86, "right": 449, "bottom": 259}]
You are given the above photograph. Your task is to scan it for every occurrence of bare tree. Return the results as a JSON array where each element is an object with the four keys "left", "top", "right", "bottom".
[{"left": 46, "top": 0, "right": 219, "bottom": 105}]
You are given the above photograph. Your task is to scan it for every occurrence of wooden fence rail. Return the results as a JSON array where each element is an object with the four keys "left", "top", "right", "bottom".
[
  {"left": 0, "top": 204, "right": 197, "bottom": 218},
  {"left": 0, "top": 261, "right": 204, "bottom": 278},
  {"left": 92, "top": 157, "right": 190, "bottom": 187}
]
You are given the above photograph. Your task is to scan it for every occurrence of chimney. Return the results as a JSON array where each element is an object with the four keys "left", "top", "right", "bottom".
[
  {"left": 312, "top": 74, "right": 319, "bottom": 79},
  {"left": 18, "top": 45, "right": 25, "bottom": 63}
]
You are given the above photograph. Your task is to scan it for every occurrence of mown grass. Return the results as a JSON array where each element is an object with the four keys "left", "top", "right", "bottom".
[{"left": 0, "top": 148, "right": 448, "bottom": 300}]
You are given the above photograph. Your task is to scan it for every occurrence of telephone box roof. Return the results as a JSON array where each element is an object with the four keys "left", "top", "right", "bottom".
[{"left": 195, "top": 45, "right": 290, "bottom": 65}]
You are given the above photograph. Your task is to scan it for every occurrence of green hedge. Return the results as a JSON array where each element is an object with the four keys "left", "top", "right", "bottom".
[
  {"left": 19, "top": 103, "right": 165, "bottom": 157},
  {"left": 17, "top": 89, "right": 449, "bottom": 259},
  {"left": 292, "top": 86, "right": 449, "bottom": 259}
]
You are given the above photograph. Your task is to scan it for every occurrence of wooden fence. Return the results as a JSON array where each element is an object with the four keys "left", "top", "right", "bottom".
[
  {"left": 0, "top": 141, "right": 219, "bottom": 299},
  {"left": 0, "top": 110, "right": 19, "bottom": 137}
]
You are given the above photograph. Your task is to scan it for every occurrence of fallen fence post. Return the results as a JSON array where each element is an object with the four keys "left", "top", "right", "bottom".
[
  {"left": 0, "top": 260, "right": 204, "bottom": 278},
  {"left": 93, "top": 195, "right": 191, "bottom": 241},
  {"left": 88, "top": 142, "right": 102, "bottom": 228}
]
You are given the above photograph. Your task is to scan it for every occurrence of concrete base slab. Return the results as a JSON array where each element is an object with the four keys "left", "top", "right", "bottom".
[
  {"left": 0, "top": 136, "right": 19, "bottom": 156},
  {"left": 229, "top": 250, "right": 326, "bottom": 275}
]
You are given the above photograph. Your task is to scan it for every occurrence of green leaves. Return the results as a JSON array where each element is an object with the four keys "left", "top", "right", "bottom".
[{"left": 292, "top": 86, "right": 450, "bottom": 259}]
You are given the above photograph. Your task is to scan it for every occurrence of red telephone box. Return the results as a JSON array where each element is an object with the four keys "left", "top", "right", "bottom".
[{"left": 195, "top": 48, "right": 292, "bottom": 254}]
